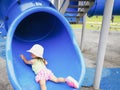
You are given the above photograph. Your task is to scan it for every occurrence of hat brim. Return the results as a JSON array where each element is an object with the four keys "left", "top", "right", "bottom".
[{"left": 26, "top": 50, "right": 43, "bottom": 58}]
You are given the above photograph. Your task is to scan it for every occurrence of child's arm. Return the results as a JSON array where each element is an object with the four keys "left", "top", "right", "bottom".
[
  {"left": 43, "top": 59, "right": 48, "bottom": 65},
  {"left": 20, "top": 54, "right": 34, "bottom": 65},
  {"left": 44, "top": 60, "right": 48, "bottom": 65}
]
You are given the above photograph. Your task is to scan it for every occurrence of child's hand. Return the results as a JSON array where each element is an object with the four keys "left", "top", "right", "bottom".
[
  {"left": 20, "top": 54, "right": 25, "bottom": 60},
  {"left": 20, "top": 54, "right": 34, "bottom": 65}
]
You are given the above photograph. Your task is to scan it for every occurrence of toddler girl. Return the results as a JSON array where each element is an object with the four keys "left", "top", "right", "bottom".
[{"left": 20, "top": 44, "right": 79, "bottom": 90}]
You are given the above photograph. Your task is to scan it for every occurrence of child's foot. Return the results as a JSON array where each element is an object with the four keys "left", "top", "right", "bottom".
[{"left": 65, "top": 76, "right": 79, "bottom": 89}]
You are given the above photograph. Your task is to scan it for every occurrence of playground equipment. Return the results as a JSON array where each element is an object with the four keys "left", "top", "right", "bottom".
[
  {"left": 64, "top": 0, "right": 95, "bottom": 23},
  {"left": 63, "top": 0, "right": 120, "bottom": 23},
  {"left": 0, "top": 0, "right": 85, "bottom": 90},
  {"left": 87, "top": 0, "right": 120, "bottom": 17}
]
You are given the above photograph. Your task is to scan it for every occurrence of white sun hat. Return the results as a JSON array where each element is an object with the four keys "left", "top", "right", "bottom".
[{"left": 27, "top": 44, "right": 44, "bottom": 58}]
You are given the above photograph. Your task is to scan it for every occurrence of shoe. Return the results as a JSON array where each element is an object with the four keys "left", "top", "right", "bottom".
[{"left": 65, "top": 76, "right": 79, "bottom": 89}]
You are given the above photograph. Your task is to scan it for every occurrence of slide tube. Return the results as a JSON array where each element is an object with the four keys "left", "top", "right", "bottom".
[
  {"left": 0, "top": 0, "right": 85, "bottom": 90},
  {"left": 87, "top": 0, "right": 120, "bottom": 17}
]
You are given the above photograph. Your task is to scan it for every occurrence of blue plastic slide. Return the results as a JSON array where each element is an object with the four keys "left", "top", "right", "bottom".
[
  {"left": 87, "top": 0, "right": 120, "bottom": 17},
  {"left": 0, "top": 0, "right": 85, "bottom": 90}
]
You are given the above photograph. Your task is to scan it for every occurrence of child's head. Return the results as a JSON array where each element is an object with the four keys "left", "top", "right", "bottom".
[{"left": 27, "top": 44, "right": 44, "bottom": 58}]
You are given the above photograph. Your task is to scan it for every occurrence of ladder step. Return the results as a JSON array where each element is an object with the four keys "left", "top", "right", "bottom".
[
  {"left": 69, "top": 22, "right": 77, "bottom": 24},
  {"left": 65, "top": 0, "right": 95, "bottom": 24},
  {"left": 68, "top": 5, "right": 89, "bottom": 8},
  {"left": 65, "top": 11, "right": 84, "bottom": 13},
  {"left": 65, "top": 16, "right": 81, "bottom": 18},
  {"left": 70, "top": 0, "right": 95, "bottom": 2}
]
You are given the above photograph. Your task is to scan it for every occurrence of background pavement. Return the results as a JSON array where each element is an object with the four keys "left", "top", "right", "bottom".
[{"left": 0, "top": 29, "right": 120, "bottom": 90}]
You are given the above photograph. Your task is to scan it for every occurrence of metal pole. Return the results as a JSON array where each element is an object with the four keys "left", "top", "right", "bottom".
[
  {"left": 59, "top": 0, "right": 70, "bottom": 14},
  {"left": 58, "top": 0, "right": 61, "bottom": 10},
  {"left": 94, "top": 0, "right": 114, "bottom": 89},
  {"left": 80, "top": 14, "right": 87, "bottom": 51},
  {"left": 55, "top": 0, "right": 64, "bottom": 11},
  {"left": 54, "top": 0, "right": 59, "bottom": 10},
  {"left": 50, "top": 0, "right": 54, "bottom": 5}
]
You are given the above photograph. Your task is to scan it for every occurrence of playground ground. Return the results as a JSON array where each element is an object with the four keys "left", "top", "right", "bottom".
[{"left": 0, "top": 29, "right": 120, "bottom": 90}]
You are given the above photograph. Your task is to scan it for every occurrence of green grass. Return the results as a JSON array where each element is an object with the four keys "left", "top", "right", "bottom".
[
  {"left": 71, "top": 16, "right": 120, "bottom": 30},
  {"left": 113, "top": 16, "right": 120, "bottom": 22}
]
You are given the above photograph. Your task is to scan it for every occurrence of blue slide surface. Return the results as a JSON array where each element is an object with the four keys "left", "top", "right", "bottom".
[{"left": 0, "top": 0, "right": 85, "bottom": 90}]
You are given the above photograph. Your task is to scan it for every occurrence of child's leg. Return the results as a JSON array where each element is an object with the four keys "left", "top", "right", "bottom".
[
  {"left": 39, "top": 79, "right": 47, "bottom": 90},
  {"left": 50, "top": 75, "right": 66, "bottom": 83},
  {"left": 50, "top": 75, "right": 79, "bottom": 89}
]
